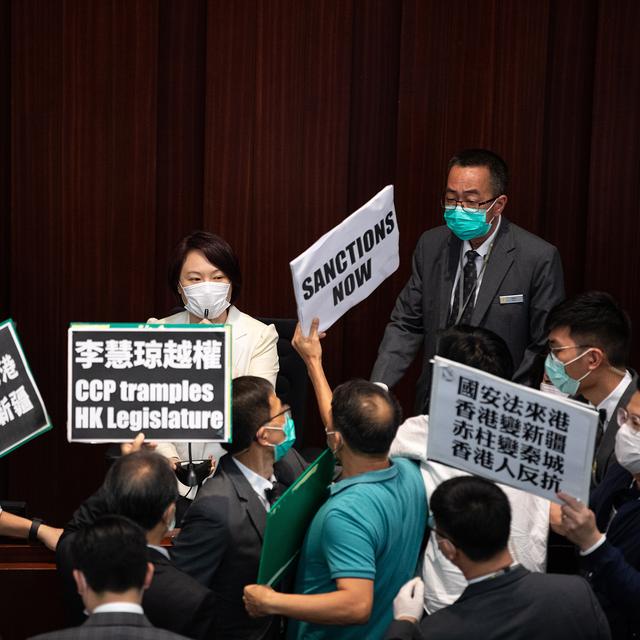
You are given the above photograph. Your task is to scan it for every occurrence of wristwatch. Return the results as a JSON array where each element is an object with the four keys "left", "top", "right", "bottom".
[{"left": 28, "top": 518, "right": 43, "bottom": 542}]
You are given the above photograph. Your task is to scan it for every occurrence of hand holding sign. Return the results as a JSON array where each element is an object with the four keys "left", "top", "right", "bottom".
[
  {"left": 292, "top": 318, "right": 326, "bottom": 365},
  {"left": 556, "top": 491, "right": 604, "bottom": 552}
]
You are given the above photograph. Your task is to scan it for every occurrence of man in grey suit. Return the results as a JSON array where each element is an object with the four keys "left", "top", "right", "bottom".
[
  {"left": 372, "top": 148, "right": 565, "bottom": 412},
  {"left": 31, "top": 516, "right": 189, "bottom": 640},
  {"left": 385, "top": 476, "right": 611, "bottom": 640}
]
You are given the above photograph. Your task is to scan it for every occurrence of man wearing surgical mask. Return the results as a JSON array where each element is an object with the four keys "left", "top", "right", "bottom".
[
  {"left": 553, "top": 383, "right": 640, "bottom": 639},
  {"left": 372, "top": 148, "right": 565, "bottom": 413},
  {"left": 544, "top": 292, "right": 636, "bottom": 486},
  {"left": 172, "top": 376, "right": 307, "bottom": 640}
]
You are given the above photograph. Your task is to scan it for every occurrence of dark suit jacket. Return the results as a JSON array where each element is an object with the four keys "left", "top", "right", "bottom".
[
  {"left": 585, "top": 464, "right": 640, "bottom": 638},
  {"left": 57, "top": 490, "right": 216, "bottom": 640},
  {"left": 29, "top": 611, "right": 190, "bottom": 640},
  {"left": 371, "top": 218, "right": 564, "bottom": 412},
  {"left": 593, "top": 371, "right": 638, "bottom": 486},
  {"left": 384, "top": 566, "right": 610, "bottom": 640},
  {"left": 172, "top": 449, "right": 307, "bottom": 640}
]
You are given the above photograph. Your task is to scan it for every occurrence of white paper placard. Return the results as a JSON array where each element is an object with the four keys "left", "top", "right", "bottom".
[
  {"left": 290, "top": 185, "right": 399, "bottom": 333},
  {"left": 427, "top": 356, "right": 598, "bottom": 504}
]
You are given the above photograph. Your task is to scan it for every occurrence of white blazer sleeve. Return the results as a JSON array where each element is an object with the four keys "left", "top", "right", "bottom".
[{"left": 245, "top": 322, "right": 279, "bottom": 388}]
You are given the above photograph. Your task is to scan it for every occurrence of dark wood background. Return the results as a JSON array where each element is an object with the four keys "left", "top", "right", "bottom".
[{"left": 0, "top": 0, "right": 639, "bottom": 528}]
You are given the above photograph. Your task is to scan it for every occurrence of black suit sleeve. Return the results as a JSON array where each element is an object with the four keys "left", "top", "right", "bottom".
[
  {"left": 513, "top": 244, "right": 564, "bottom": 385},
  {"left": 384, "top": 619, "right": 424, "bottom": 640},
  {"left": 371, "top": 236, "right": 426, "bottom": 388},
  {"left": 171, "top": 495, "right": 231, "bottom": 587}
]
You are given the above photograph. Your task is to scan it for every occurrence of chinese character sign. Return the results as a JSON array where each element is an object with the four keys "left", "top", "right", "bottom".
[
  {"left": 427, "top": 357, "right": 598, "bottom": 504},
  {"left": 290, "top": 185, "right": 399, "bottom": 334},
  {"left": 0, "top": 319, "right": 51, "bottom": 457},
  {"left": 68, "top": 324, "right": 231, "bottom": 443}
]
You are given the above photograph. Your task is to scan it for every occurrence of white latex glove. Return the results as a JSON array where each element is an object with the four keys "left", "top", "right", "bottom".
[{"left": 393, "top": 577, "right": 425, "bottom": 623}]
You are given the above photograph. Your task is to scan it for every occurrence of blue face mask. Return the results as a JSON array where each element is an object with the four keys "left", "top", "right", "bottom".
[
  {"left": 544, "top": 350, "right": 592, "bottom": 396},
  {"left": 264, "top": 414, "right": 296, "bottom": 462},
  {"left": 443, "top": 201, "right": 497, "bottom": 241}
]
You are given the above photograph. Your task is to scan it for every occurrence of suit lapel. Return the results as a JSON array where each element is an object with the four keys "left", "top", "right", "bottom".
[
  {"left": 221, "top": 455, "right": 267, "bottom": 541},
  {"left": 596, "top": 371, "right": 638, "bottom": 477},
  {"left": 471, "top": 219, "right": 515, "bottom": 325},
  {"left": 438, "top": 233, "right": 462, "bottom": 327}
]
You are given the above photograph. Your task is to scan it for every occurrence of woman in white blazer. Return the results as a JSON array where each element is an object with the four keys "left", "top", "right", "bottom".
[{"left": 148, "top": 231, "right": 279, "bottom": 497}]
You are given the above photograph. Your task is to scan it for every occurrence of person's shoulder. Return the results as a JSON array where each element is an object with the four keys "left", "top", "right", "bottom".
[
  {"left": 415, "top": 224, "right": 451, "bottom": 249},
  {"left": 520, "top": 570, "right": 593, "bottom": 596},
  {"left": 503, "top": 218, "right": 559, "bottom": 255},
  {"left": 146, "top": 551, "right": 213, "bottom": 602},
  {"left": 227, "top": 307, "right": 277, "bottom": 337}
]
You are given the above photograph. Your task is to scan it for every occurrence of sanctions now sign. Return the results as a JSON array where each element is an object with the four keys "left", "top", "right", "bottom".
[{"left": 290, "top": 185, "right": 399, "bottom": 333}]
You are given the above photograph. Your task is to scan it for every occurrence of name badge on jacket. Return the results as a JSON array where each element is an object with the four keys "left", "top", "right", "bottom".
[{"left": 499, "top": 294, "right": 524, "bottom": 304}]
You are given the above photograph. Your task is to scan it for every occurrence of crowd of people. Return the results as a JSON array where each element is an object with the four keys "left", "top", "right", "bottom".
[{"left": 2, "top": 148, "right": 638, "bottom": 639}]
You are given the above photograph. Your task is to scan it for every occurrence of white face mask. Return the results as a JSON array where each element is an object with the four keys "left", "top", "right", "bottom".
[
  {"left": 614, "top": 422, "right": 640, "bottom": 475},
  {"left": 181, "top": 282, "right": 230, "bottom": 320},
  {"left": 539, "top": 381, "right": 569, "bottom": 398}
]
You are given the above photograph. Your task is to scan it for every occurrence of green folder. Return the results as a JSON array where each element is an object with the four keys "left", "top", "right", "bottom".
[{"left": 257, "top": 448, "right": 335, "bottom": 585}]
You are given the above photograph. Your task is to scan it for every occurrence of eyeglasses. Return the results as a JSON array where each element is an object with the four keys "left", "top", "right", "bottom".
[
  {"left": 262, "top": 405, "right": 291, "bottom": 427},
  {"left": 428, "top": 515, "right": 454, "bottom": 544},
  {"left": 617, "top": 408, "right": 640, "bottom": 430},
  {"left": 441, "top": 196, "right": 499, "bottom": 214},
  {"left": 546, "top": 343, "right": 589, "bottom": 354}
]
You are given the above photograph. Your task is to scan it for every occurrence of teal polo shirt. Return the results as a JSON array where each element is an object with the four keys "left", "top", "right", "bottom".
[{"left": 286, "top": 457, "right": 427, "bottom": 640}]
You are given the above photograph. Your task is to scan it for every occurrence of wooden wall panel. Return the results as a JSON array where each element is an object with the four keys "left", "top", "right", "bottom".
[
  {"left": 155, "top": 0, "right": 207, "bottom": 316},
  {"left": 340, "top": 0, "right": 403, "bottom": 383},
  {"left": 1, "top": 0, "right": 640, "bottom": 527},
  {"left": 539, "top": 0, "right": 597, "bottom": 296},
  {"left": 8, "top": 0, "right": 159, "bottom": 521},
  {"left": 8, "top": 0, "right": 65, "bottom": 521},
  {"left": 0, "top": 0, "right": 9, "bottom": 320},
  {"left": 585, "top": 0, "right": 640, "bottom": 362}
]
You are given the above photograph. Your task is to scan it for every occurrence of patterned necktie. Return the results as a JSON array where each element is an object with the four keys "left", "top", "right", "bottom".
[{"left": 449, "top": 250, "right": 479, "bottom": 326}]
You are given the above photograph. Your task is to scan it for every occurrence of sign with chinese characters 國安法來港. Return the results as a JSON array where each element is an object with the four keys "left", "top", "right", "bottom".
[{"left": 427, "top": 356, "right": 599, "bottom": 504}]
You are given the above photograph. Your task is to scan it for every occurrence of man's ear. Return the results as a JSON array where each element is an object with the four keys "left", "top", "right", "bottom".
[
  {"left": 162, "top": 502, "right": 176, "bottom": 528},
  {"left": 587, "top": 347, "right": 605, "bottom": 370},
  {"left": 494, "top": 194, "right": 508, "bottom": 216},
  {"left": 255, "top": 426, "right": 270, "bottom": 446},
  {"left": 73, "top": 569, "right": 87, "bottom": 596},
  {"left": 143, "top": 562, "right": 154, "bottom": 591},
  {"left": 438, "top": 538, "right": 458, "bottom": 564}
]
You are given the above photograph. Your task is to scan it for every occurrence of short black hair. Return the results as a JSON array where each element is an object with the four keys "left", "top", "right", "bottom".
[
  {"left": 546, "top": 291, "right": 631, "bottom": 367},
  {"left": 447, "top": 148, "right": 509, "bottom": 196},
  {"left": 168, "top": 230, "right": 242, "bottom": 304},
  {"left": 437, "top": 325, "right": 514, "bottom": 379},
  {"left": 71, "top": 515, "right": 148, "bottom": 594},
  {"left": 430, "top": 476, "right": 511, "bottom": 562},
  {"left": 222, "top": 376, "right": 274, "bottom": 455},
  {"left": 103, "top": 451, "right": 178, "bottom": 531},
  {"left": 331, "top": 379, "right": 402, "bottom": 455}
]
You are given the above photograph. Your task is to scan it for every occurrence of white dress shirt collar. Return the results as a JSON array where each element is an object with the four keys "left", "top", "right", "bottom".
[
  {"left": 232, "top": 457, "right": 276, "bottom": 511},
  {"left": 597, "top": 369, "right": 632, "bottom": 427},
  {"left": 147, "top": 543, "right": 170, "bottom": 560},
  {"left": 92, "top": 602, "right": 144, "bottom": 615}
]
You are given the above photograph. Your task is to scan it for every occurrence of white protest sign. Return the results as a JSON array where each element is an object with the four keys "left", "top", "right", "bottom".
[
  {"left": 290, "top": 185, "right": 399, "bottom": 333},
  {"left": 427, "top": 356, "right": 598, "bottom": 504}
]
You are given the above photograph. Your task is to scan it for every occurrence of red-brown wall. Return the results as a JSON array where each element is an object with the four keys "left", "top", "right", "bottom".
[{"left": 0, "top": 0, "right": 639, "bottom": 529}]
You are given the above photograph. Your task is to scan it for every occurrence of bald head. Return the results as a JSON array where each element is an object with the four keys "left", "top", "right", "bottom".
[
  {"left": 331, "top": 379, "right": 402, "bottom": 456},
  {"left": 103, "top": 451, "right": 178, "bottom": 531}
]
